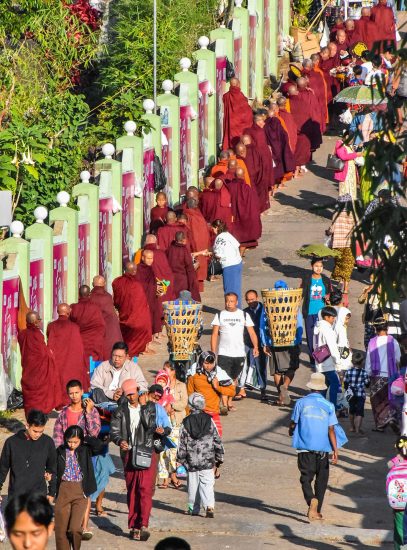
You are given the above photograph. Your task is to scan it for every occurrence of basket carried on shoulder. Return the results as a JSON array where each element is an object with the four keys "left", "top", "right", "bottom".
[
  {"left": 163, "top": 301, "right": 203, "bottom": 360},
  {"left": 261, "top": 288, "right": 303, "bottom": 347}
]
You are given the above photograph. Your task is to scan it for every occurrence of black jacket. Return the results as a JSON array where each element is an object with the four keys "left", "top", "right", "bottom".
[
  {"left": 301, "top": 273, "right": 331, "bottom": 318},
  {"left": 56, "top": 445, "right": 96, "bottom": 497},
  {"left": 110, "top": 401, "right": 164, "bottom": 460},
  {"left": 0, "top": 430, "right": 57, "bottom": 497}
]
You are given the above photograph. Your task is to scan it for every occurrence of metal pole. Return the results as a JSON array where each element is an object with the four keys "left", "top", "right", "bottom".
[{"left": 153, "top": 0, "right": 157, "bottom": 113}]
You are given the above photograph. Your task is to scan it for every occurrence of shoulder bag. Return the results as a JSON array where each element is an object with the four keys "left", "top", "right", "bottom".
[
  {"left": 312, "top": 344, "right": 331, "bottom": 364},
  {"left": 326, "top": 153, "right": 345, "bottom": 171}
]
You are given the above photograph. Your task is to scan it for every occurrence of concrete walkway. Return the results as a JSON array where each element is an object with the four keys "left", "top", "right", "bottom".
[{"left": 0, "top": 136, "right": 397, "bottom": 549}]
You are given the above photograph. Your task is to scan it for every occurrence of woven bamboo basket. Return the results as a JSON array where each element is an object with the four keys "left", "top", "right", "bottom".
[
  {"left": 163, "top": 301, "right": 203, "bottom": 360},
  {"left": 261, "top": 288, "right": 303, "bottom": 347}
]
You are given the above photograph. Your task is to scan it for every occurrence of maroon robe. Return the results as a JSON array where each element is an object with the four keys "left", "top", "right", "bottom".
[
  {"left": 243, "top": 122, "right": 274, "bottom": 207},
  {"left": 18, "top": 325, "right": 58, "bottom": 415},
  {"left": 135, "top": 263, "right": 162, "bottom": 335},
  {"left": 264, "top": 117, "right": 295, "bottom": 180},
  {"left": 150, "top": 205, "right": 169, "bottom": 234},
  {"left": 112, "top": 274, "right": 152, "bottom": 356},
  {"left": 70, "top": 297, "right": 106, "bottom": 363},
  {"left": 278, "top": 109, "right": 298, "bottom": 154},
  {"left": 290, "top": 93, "right": 322, "bottom": 152},
  {"left": 226, "top": 177, "right": 262, "bottom": 247},
  {"left": 303, "top": 69, "right": 328, "bottom": 133},
  {"left": 222, "top": 86, "right": 254, "bottom": 150},
  {"left": 143, "top": 243, "right": 176, "bottom": 302},
  {"left": 329, "top": 23, "right": 345, "bottom": 41},
  {"left": 287, "top": 97, "right": 312, "bottom": 165},
  {"left": 89, "top": 286, "right": 123, "bottom": 360},
  {"left": 47, "top": 316, "right": 89, "bottom": 403},
  {"left": 157, "top": 223, "right": 181, "bottom": 252},
  {"left": 370, "top": 4, "right": 396, "bottom": 46},
  {"left": 200, "top": 189, "right": 219, "bottom": 223},
  {"left": 184, "top": 207, "right": 211, "bottom": 291},
  {"left": 167, "top": 242, "right": 201, "bottom": 301},
  {"left": 202, "top": 184, "right": 233, "bottom": 229},
  {"left": 352, "top": 16, "right": 376, "bottom": 49}
]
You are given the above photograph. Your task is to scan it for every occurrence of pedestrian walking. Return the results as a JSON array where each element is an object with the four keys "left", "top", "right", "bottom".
[
  {"left": 54, "top": 425, "right": 96, "bottom": 550},
  {"left": 244, "top": 290, "right": 269, "bottom": 401},
  {"left": 0, "top": 409, "right": 56, "bottom": 500},
  {"left": 211, "top": 219, "right": 243, "bottom": 306},
  {"left": 344, "top": 350, "right": 370, "bottom": 434},
  {"left": 289, "top": 372, "right": 339, "bottom": 521},
  {"left": 211, "top": 292, "right": 259, "bottom": 409},
  {"left": 5, "top": 493, "right": 54, "bottom": 550},
  {"left": 177, "top": 393, "right": 224, "bottom": 518},
  {"left": 387, "top": 436, "right": 407, "bottom": 550}
]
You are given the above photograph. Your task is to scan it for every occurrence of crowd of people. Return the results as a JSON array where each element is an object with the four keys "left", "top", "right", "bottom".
[{"left": 0, "top": 4, "right": 405, "bottom": 549}]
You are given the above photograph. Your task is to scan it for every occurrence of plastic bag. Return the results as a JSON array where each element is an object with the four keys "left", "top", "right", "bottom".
[{"left": 0, "top": 508, "right": 6, "bottom": 542}]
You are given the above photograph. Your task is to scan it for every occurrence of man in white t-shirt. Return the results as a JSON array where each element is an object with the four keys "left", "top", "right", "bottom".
[{"left": 211, "top": 292, "right": 259, "bottom": 410}]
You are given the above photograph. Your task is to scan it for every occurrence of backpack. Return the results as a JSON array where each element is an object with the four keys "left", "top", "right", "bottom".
[{"left": 386, "top": 462, "right": 407, "bottom": 510}]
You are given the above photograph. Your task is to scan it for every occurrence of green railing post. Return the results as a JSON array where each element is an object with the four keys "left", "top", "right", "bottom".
[
  {"left": 248, "top": 0, "right": 265, "bottom": 102},
  {"left": 210, "top": 26, "right": 234, "bottom": 64},
  {"left": 94, "top": 144, "right": 122, "bottom": 291},
  {"left": 116, "top": 121, "right": 144, "bottom": 261},
  {"left": 174, "top": 58, "right": 200, "bottom": 195},
  {"left": 193, "top": 37, "right": 217, "bottom": 174},
  {"left": 25, "top": 207, "right": 53, "bottom": 331},
  {"left": 157, "top": 81, "right": 181, "bottom": 205},
  {"left": 72, "top": 171, "right": 99, "bottom": 287},
  {"left": 232, "top": 1, "right": 250, "bottom": 97},
  {"left": 211, "top": 38, "right": 228, "bottom": 148},
  {"left": 142, "top": 99, "right": 162, "bottom": 231}
]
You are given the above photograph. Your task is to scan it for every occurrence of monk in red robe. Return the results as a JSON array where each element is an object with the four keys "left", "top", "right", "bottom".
[
  {"left": 302, "top": 59, "right": 328, "bottom": 133},
  {"left": 70, "top": 285, "right": 106, "bottom": 364},
  {"left": 243, "top": 113, "right": 274, "bottom": 204},
  {"left": 292, "top": 80, "right": 322, "bottom": 152},
  {"left": 135, "top": 249, "right": 162, "bottom": 337},
  {"left": 157, "top": 211, "right": 181, "bottom": 252},
  {"left": 167, "top": 231, "right": 201, "bottom": 301},
  {"left": 319, "top": 47, "right": 336, "bottom": 103},
  {"left": 210, "top": 151, "right": 230, "bottom": 177},
  {"left": 18, "top": 311, "right": 58, "bottom": 416},
  {"left": 89, "top": 275, "right": 123, "bottom": 360},
  {"left": 142, "top": 234, "right": 175, "bottom": 302},
  {"left": 334, "top": 29, "right": 350, "bottom": 56},
  {"left": 200, "top": 178, "right": 233, "bottom": 228},
  {"left": 222, "top": 78, "right": 254, "bottom": 150},
  {"left": 112, "top": 262, "right": 153, "bottom": 356},
  {"left": 150, "top": 191, "right": 169, "bottom": 234},
  {"left": 276, "top": 97, "right": 297, "bottom": 155},
  {"left": 352, "top": 8, "right": 375, "bottom": 49},
  {"left": 240, "top": 134, "right": 269, "bottom": 212},
  {"left": 184, "top": 198, "right": 211, "bottom": 293},
  {"left": 226, "top": 167, "right": 262, "bottom": 253},
  {"left": 235, "top": 143, "right": 255, "bottom": 189},
  {"left": 310, "top": 54, "right": 329, "bottom": 124},
  {"left": 227, "top": 149, "right": 251, "bottom": 186},
  {"left": 264, "top": 105, "right": 295, "bottom": 184},
  {"left": 286, "top": 85, "right": 312, "bottom": 174},
  {"left": 370, "top": 0, "right": 396, "bottom": 48},
  {"left": 345, "top": 19, "right": 355, "bottom": 46},
  {"left": 329, "top": 17, "right": 344, "bottom": 41},
  {"left": 47, "top": 303, "right": 89, "bottom": 405}
]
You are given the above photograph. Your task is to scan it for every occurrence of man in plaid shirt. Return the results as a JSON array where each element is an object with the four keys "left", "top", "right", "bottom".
[{"left": 344, "top": 351, "right": 370, "bottom": 434}]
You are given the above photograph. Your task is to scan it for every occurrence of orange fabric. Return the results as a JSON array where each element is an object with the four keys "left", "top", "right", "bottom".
[
  {"left": 236, "top": 158, "right": 251, "bottom": 186},
  {"left": 210, "top": 159, "right": 228, "bottom": 177},
  {"left": 286, "top": 99, "right": 291, "bottom": 113},
  {"left": 133, "top": 249, "right": 142, "bottom": 264},
  {"left": 187, "top": 373, "right": 235, "bottom": 414}
]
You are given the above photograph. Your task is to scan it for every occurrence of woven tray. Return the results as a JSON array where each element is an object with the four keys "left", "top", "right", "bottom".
[
  {"left": 163, "top": 301, "right": 202, "bottom": 360},
  {"left": 261, "top": 288, "right": 303, "bottom": 347}
]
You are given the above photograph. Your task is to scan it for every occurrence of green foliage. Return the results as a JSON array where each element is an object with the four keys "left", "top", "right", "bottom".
[{"left": 292, "top": 0, "right": 313, "bottom": 27}]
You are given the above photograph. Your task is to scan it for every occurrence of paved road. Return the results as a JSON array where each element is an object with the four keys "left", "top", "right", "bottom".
[{"left": 0, "top": 136, "right": 396, "bottom": 549}]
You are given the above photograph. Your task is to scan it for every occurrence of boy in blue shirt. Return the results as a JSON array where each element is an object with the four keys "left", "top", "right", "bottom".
[{"left": 289, "top": 372, "right": 338, "bottom": 521}]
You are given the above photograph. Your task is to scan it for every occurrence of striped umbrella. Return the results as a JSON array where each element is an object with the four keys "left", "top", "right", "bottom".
[{"left": 334, "top": 85, "right": 388, "bottom": 105}]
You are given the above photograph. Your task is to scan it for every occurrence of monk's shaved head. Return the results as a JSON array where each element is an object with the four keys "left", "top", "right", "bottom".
[
  {"left": 230, "top": 77, "right": 240, "bottom": 87},
  {"left": 345, "top": 19, "right": 354, "bottom": 30},
  {"left": 125, "top": 261, "right": 137, "bottom": 275},
  {"left": 175, "top": 231, "right": 186, "bottom": 243},
  {"left": 287, "top": 84, "right": 298, "bottom": 96},
  {"left": 79, "top": 285, "right": 91, "bottom": 298},
  {"left": 214, "top": 178, "right": 223, "bottom": 190},
  {"left": 177, "top": 212, "right": 188, "bottom": 222},
  {"left": 235, "top": 143, "right": 246, "bottom": 157},
  {"left": 219, "top": 150, "right": 230, "bottom": 160},
  {"left": 235, "top": 167, "right": 245, "bottom": 179},
  {"left": 361, "top": 7, "right": 370, "bottom": 15},
  {"left": 166, "top": 211, "right": 177, "bottom": 224},
  {"left": 302, "top": 58, "right": 312, "bottom": 69},
  {"left": 328, "top": 42, "right": 338, "bottom": 57},
  {"left": 228, "top": 159, "right": 237, "bottom": 171},
  {"left": 320, "top": 47, "right": 329, "bottom": 60},
  {"left": 310, "top": 53, "right": 320, "bottom": 65},
  {"left": 241, "top": 134, "right": 252, "bottom": 145},
  {"left": 186, "top": 187, "right": 199, "bottom": 201},
  {"left": 145, "top": 234, "right": 157, "bottom": 245},
  {"left": 296, "top": 77, "right": 307, "bottom": 90},
  {"left": 156, "top": 191, "right": 167, "bottom": 200},
  {"left": 26, "top": 311, "right": 39, "bottom": 325},
  {"left": 142, "top": 249, "right": 154, "bottom": 266},
  {"left": 204, "top": 176, "right": 214, "bottom": 189},
  {"left": 277, "top": 96, "right": 287, "bottom": 107},
  {"left": 253, "top": 113, "right": 265, "bottom": 128},
  {"left": 186, "top": 198, "right": 198, "bottom": 209},
  {"left": 57, "top": 303, "right": 71, "bottom": 316},
  {"left": 93, "top": 275, "right": 105, "bottom": 287}
]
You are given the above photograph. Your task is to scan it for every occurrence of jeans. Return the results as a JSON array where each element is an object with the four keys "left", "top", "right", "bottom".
[
  {"left": 223, "top": 262, "right": 242, "bottom": 307},
  {"left": 304, "top": 314, "right": 319, "bottom": 364},
  {"left": 322, "top": 370, "right": 340, "bottom": 409},
  {"left": 297, "top": 452, "right": 329, "bottom": 513}
]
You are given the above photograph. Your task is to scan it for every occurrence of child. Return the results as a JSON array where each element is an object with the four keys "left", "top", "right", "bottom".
[
  {"left": 55, "top": 426, "right": 96, "bottom": 550},
  {"left": 150, "top": 192, "right": 169, "bottom": 234},
  {"left": 347, "top": 65, "right": 364, "bottom": 86},
  {"left": 335, "top": 307, "right": 353, "bottom": 371},
  {"left": 344, "top": 350, "right": 369, "bottom": 434},
  {"left": 387, "top": 436, "right": 407, "bottom": 549},
  {"left": 177, "top": 393, "right": 224, "bottom": 518}
]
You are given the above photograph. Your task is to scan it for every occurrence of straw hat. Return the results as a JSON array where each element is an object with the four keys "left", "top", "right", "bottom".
[{"left": 306, "top": 372, "right": 327, "bottom": 391}]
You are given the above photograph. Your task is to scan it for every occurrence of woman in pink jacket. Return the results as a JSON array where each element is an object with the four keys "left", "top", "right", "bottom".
[{"left": 334, "top": 137, "right": 364, "bottom": 199}]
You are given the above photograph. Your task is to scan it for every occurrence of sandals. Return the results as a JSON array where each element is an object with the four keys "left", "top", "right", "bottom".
[
  {"left": 228, "top": 405, "right": 238, "bottom": 412},
  {"left": 95, "top": 509, "right": 108, "bottom": 517},
  {"left": 170, "top": 479, "right": 182, "bottom": 490},
  {"left": 130, "top": 529, "right": 140, "bottom": 541},
  {"left": 233, "top": 395, "right": 243, "bottom": 401},
  {"left": 157, "top": 483, "right": 169, "bottom": 489}
]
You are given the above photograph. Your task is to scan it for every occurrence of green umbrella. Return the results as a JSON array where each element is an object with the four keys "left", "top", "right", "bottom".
[
  {"left": 296, "top": 244, "right": 341, "bottom": 259},
  {"left": 333, "top": 85, "right": 387, "bottom": 106}
]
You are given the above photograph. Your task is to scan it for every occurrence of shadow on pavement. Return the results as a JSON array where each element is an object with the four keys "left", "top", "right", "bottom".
[{"left": 273, "top": 190, "right": 335, "bottom": 220}]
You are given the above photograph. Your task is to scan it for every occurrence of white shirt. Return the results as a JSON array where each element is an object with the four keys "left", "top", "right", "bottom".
[
  {"left": 365, "top": 335, "right": 401, "bottom": 377},
  {"left": 108, "top": 368, "right": 122, "bottom": 391},
  {"left": 211, "top": 309, "right": 254, "bottom": 357},
  {"left": 360, "top": 61, "right": 373, "bottom": 80},
  {"left": 129, "top": 404, "right": 141, "bottom": 445},
  {"left": 213, "top": 232, "right": 242, "bottom": 269}
]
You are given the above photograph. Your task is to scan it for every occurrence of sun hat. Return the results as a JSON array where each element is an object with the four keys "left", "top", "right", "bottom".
[{"left": 306, "top": 372, "right": 328, "bottom": 391}]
